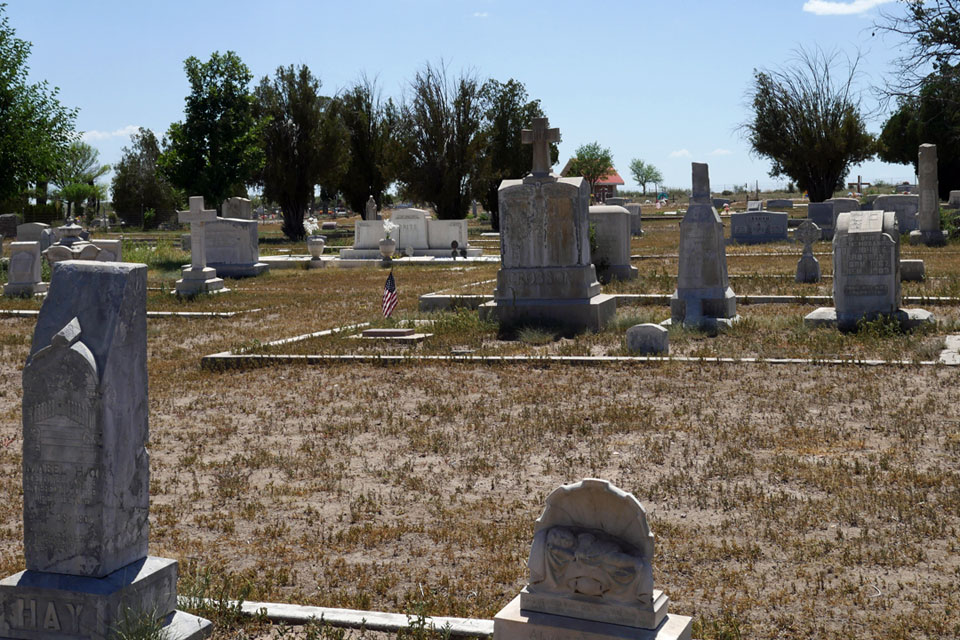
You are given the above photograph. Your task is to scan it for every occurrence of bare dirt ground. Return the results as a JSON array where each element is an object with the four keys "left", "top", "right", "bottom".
[{"left": 1, "top": 218, "right": 959, "bottom": 639}]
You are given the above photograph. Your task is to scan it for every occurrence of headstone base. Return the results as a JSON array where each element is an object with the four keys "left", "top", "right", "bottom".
[
  {"left": 900, "top": 259, "right": 925, "bottom": 282},
  {"left": 339, "top": 247, "right": 483, "bottom": 259},
  {"left": 479, "top": 294, "right": 616, "bottom": 337},
  {"left": 174, "top": 267, "right": 227, "bottom": 296},
  {"left": 795, "top": 255, "right": 821, "bottom": 283},
  {"left": 908, "top": 229, "right": 947, "bottom": 247},
  {"left": 0, "top": 557, "right": 211, "bottom": 640},
  {"left": 3, "top": 283, "right": 47, "bottom": 297},
  {"left": 493, "top": 595, "right": 691, "bottom": 640},
  {"left": 519, "top": 587, "right": 668, "bottom": 629},
  {"left": 208, "top": 262, "right": 268, "bottom": 278},
  {"left": 669, "top": 287, "right": 737, "bottom": 329},
  {"left": 803, "top": 307, "right": 935, "bottom": 331}
]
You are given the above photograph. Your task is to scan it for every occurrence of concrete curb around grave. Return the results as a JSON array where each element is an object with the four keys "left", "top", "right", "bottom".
[
  {"left": 0, "top": 308, "right": 261, "bottom": 319},
  {"left": 178, "top": 598, "right": 493, "bottom": 637},
  {"left": 201, "top": 352, "right": 955, "bottom": 371}
]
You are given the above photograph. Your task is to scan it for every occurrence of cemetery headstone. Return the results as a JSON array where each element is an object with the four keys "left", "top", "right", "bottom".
[
  {"left": 222, "top": 196, "right": 253, "bottom": 220},
  {"left": 0, "top": 260, "right": 211, "bottom": 640},
  {"left": 668, "top": 163, "right": 737, "bottom": 329},
  {"left": 948, "top": 191, "right": 960, "bottom": 209},
  {"left": 766, "top": 199, "right": 794, "bottom": 209},
  {"left": 3, "top": 242, "right": 48, "bottom": 296},
  {"left": 804, "top": 210, "right": 933, "bottom": 330},
  {"left": 810, "top": 201, "right": 843, "bottom": 240},
  {"left": 873, "top": 194, "right": 919, "bottom": 234},
  {"left": 0, "top": 213, "right": 19, "bottom": 238},
  {"left": 900, "top": 259, "right": 925, "bottom": 282},
  {"left": 39, "top": 228, "right": 56, "bottom": 252},
  {"left": 205, "top": 209, "right": 267, "bottom": 277},
  {"left": 729, "top": 210, "right": 788, "bottom": 244},
  {"left": 92, "top": 239, "right": 123, "bottom": 262},
  {"left": 712, "top": 198, "right": 731, "bottom": 209},
  {"left": 16, "top": 222, "right": 49, "bottom": 243},
  {"left": 175, "top": 196, "right": 227, "bottom": 296},
  {"left": 588, "top": 205, "right": 637, "bottom": 282},
  {"left": 479, "top": 117, "right": 615, "bottom": 335},
  {"left": 910, "top": 143, "right": 947, "bottom": 246},
  {"left": 626, "top": 324, "right": 669, "bottom": 355},
  {"left": 605, "top": 197, "right": 627, "bottom": 207},
  {"left": 341, "top": 209, "right": 480, "bottom": 259},
  {"left": 625, "top": 203, "right": 644, "bottom": 236},
  {"left": 493, "top": 479, "right": 692, "bottom": 640},
  {"left": 746, "top": 200, "right": 762, "bottom": 211},
  {"left": 795, "top": 220, "right": 821, "bottom": 283}
]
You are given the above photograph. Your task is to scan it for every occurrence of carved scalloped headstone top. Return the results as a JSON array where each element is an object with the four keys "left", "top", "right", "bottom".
[{"left": 518, "top": 478, "right": 672, "bottom": 631}]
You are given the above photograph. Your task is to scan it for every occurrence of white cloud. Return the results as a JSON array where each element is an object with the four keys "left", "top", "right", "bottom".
[
  {"left": 81, "top": 125, "right": 140, "bottom": 142},
  {"left": 802, "top": 0, "right": 894, "bottom": 16},
  {"left": 472, "top": 11, "right": 489, "bottom": 17},
  {"left": 710, "top": 148, "right": 732, "bottom": 156},
  {"left": 669, "top": 149, "right": 691, "bottom": 158}
]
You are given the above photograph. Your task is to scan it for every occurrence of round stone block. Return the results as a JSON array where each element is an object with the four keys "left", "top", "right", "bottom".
[{"left": 626, "top": 323, "right": 669, "bottom": 355}]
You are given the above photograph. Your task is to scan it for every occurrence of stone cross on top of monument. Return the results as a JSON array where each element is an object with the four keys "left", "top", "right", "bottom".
[
  {"left": 521, "top": 117, "right": 560, "bottom": 179},
  {"left": 796, "top": 219, "right": 821, "bottom": 253},
  {"left": 179, "top": 196, "right": 217, "bottom": 270}
]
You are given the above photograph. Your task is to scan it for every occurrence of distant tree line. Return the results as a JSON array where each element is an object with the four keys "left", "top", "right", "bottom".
[{"left": 109, "top": 53, "right": 559, "bottom": 238}]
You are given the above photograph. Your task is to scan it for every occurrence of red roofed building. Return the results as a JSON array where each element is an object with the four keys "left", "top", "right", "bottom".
[{"left": 560, "top": 159, "right": 625, "bottom": 202}]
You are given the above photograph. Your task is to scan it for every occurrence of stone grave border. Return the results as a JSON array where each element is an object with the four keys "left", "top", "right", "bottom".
[{"left": 0, "top": 308, "right": 261, "bottom": 319}]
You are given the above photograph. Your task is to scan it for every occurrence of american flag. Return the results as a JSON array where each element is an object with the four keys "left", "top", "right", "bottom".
[{"left": 382, "top": 270, "right": 398, "bottom": 318}]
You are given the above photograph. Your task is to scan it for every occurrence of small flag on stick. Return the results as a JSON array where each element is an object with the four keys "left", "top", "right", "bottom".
[{"left": 382, "top": 270, "right": 398, "bottom": 318}]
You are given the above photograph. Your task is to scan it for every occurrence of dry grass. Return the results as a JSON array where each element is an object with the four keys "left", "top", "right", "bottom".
[{"left": 1, "top": 219, "right": 960, "bottom": 639}]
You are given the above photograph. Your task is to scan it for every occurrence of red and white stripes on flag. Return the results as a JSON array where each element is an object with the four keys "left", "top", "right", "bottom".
[{"left": 382, "top": 270, "right": 398, "bottom": 318}]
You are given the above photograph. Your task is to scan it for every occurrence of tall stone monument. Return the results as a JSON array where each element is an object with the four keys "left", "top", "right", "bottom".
[
  {"left": 364, "top": 195, "right": 379, "bottom": 221},
  {"left": 0, "top": 261, "right": 211, "bottom": 640},
  {"left": 175, "top": 196, "right": 227, "bottom": 296},
  {"left": 667, "top": 163, "right": 737, "bottom": 329},
  {"left": 805, "top": 210, "right": 933, "bottom": 330},
  {"left": 910, "top": 143, "right": 947, "bottom": 246},
  {"left": 493, "top": 479, "right": 692, "bottom": 640},
  {"left": 479, "top": 118, "right": 616, "bottom": 335}
]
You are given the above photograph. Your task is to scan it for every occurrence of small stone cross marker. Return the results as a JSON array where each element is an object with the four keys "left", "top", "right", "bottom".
[
  {"left": 796, "top": 219, "right": 821, "bottom": 255},
  {"left": 179, "top": 196, "right": 217, "bottom": 270},
  {"left": 521, "top": 117, "right": 560, "bottom": 178}
]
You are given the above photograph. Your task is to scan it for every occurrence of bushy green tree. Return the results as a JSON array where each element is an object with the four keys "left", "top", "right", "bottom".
[
  {"left": 0, "top": 3, "right": 77, "bottom": 205},
  {"left": 254, "top": 64, "right": 347, "bottom": 240},
  {"left": 394, "top": 62, "right": 485, "bottom": 220},
  {"left": 566, "top": 142, "right": 614, "bottom": 191},
  {"left": 476, "top": 78, "right": 555, "bottom": 231},
  {"left": 111, "top": 128, "right": 182, "bottom": 227},
  {"left": 160, "top": 51, "right": 263, "bottom": 210},
  {"left": 742, "top": 48, "right": 875, "bottom": 202},
  {"left": 336, "top": 76, "right": 399, "bottom": 217},
  {"left": 878, "top": 70, "right": 960, "bottom": 201},
  {"left": 51, "top": 140, "right": 109, "bottom": 189},
  {"left": 628, "top": 158, "right": 663, "bottom": 195}
]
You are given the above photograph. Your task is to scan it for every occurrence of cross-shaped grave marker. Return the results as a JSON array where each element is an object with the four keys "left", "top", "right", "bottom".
[
  {"left": 796, "top": 219, "right": 821, "bottom": 256},
  {"left": 521, "top": 117, "right": 560, "bottom": 178},
  {"left": 179, "top": 196, "right": 218, "bottom": 270}
]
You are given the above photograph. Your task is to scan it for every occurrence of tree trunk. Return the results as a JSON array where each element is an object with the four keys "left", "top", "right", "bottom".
[{"left": 282, "top": 197, "right": 307, "bottom": 240}]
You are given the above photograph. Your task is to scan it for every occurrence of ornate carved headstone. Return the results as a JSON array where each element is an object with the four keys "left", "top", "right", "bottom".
[
  {"left": 493, "top": 479, "right": 692, "bottom": 640},
  {"left": 479, "top": 118, "right": 616, "bottom": 336},
  {"left": 795, "top": 220, "right": 821, "bottom": 283},
  {"left": 668, "top": 163, "right": 737, "bottom": 329},
  {"left": 175, "top": 196, "right": 227, "bottom": 296},
  {"left": 0, "top": 261, "right": 211, "bottom": 640},
  {"left": 910, "top": 143, "right": 947, "bottom": 246}
]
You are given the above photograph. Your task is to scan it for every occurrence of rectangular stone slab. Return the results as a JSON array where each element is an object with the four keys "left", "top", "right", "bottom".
[{"left": 520, "top": 587, "right": 668, "bottom": 629}]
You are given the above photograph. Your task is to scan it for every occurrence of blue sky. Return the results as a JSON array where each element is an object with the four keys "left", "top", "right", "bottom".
[{"left": 7, "top": 0, "right": 919, "bottom": 194}]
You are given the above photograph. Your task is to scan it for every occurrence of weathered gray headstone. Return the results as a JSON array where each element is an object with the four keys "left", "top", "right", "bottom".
[
  {"left": 588, "top": 205, "right": 637, "bottom": 282},
  {"left": 605, "top": 197, "right": 627, "bottom": 207},
  {"left": 814, "top": 200, "right": 848, "bottom": 240},
  {"left": 626, "top": 324, "right": 669, "bottom": 355},
  {"left": 948, "top": 191, "right": 960, "bottom": 209},
  {"left": 805, "top": 210, "right": 932, "bottom": 330},
  {"left": 204, "top": 217, "right": 267, "bottom": 277},
  {"left": 175, "top": 196, "right": 227, "bottom": 296},
  {"left": 795, "top": 220, "right": 821, "bottom": 283},
  {"left": 746, "top": 200, "right": 762, "bottom": 211},
  {"left": 712, "top": 198, "right": 731, "bottom": 209},
  {"left": 766, "top": 199, "right": 794, "bottom": 209},
  {"left": 0, "top": 260, "right": 211, "bottom": 640},
  {"left": 16, "top": 222, "right": 49, "bottom": 243},
  {"left": 624, "top": 203, "right": 643, "bottom": 236},
  {"left": 0, "top": 213, "right": 18, "bottom": 238},
  {"left": 364, "top": 195, "right": 379, "bottom": 221},
  {"left": 873, "top": 194, "right": 919, "bottom": 234},
  {"left": 910, "top": 143, "right": 947, "bottom": 246},
  {"left": 221, "top": 196, "right": 253, "bottom": 220},
  {"left": 3, "top": 242, "right": 48, "bottom": 297},
  {"left": 479, "top": 118, "right": 615, "bottom": 336},
  {"left": 92, "top": 239, "right": 122, "bottom": 262},
  {"left": 900, "top": 259, "right": 925, "bottom": 282},
  {"left": 493, "top": 479, "right": 692, "bottom": 640},
  {"left": 668, "top": 163, "right": 737, "bottom": 329},
  {"left": 730, "top": 210, "right": 788, "bottom": 244}
]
